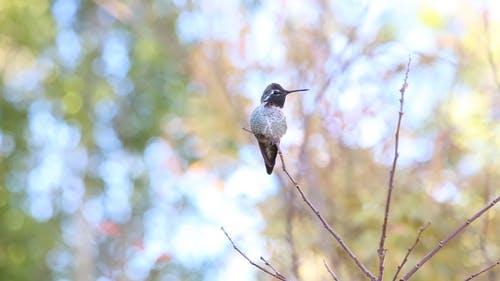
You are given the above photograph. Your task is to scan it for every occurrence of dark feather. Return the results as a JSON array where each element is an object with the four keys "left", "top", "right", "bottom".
[{"left": 258, "top": 141, "right": 278, "bottom": 175}]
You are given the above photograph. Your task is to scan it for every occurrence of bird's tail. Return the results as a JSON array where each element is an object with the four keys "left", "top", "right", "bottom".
[{"left": 258, "top": 141, "right": 278, "bottom": 175}]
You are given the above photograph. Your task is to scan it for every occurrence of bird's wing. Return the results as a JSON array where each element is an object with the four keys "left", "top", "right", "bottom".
[{"left": 258, "top": 141, "right": 277, "bottom": 175}]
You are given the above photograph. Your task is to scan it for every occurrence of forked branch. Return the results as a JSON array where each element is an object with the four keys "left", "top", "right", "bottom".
[
  {"left": 221, "top": 227, "right": 287, "bottom": 281},
  {"left": 260, "top": 256, "right": 286, "bottom": 279},
  {"left": 400, "top": 195, "right": 500, "bottom": 280},
  {"left": 378, "top": 55, "right": 412, "bottom": 281}
]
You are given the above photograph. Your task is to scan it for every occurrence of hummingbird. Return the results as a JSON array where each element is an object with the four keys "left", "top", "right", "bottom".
[{"left": 249, "top": 83, "right": 308, "bottom": 174}]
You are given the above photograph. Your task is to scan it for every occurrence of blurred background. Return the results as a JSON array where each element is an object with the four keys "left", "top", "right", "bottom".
[{"left": 0, "top": 0, "right": 499, "bottom": 280}]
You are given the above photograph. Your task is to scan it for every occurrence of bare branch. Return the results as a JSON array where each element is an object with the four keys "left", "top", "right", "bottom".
[
  {"left": 377, "top": 55, "right": 412, "bottom": 281},
  {"left": 392, "top": 222, "right": 431, "bottom": 281},
  {"left": 479, "top": 173, "right": 495, "bottom": 281},
  {"left": 276, "top": 147, "right": 377, "bottom": 281},
  {"left": 221, "top": 227, "right": 287, "bottom": 281},
  {"left": 400, "top": 195, "right": 500, "bottom": 281},
  {"left": 465, "top": 260, "right": 500, "bottom": 281},
  {"left": 260, "top": 256, "right": 287, "bottom": 279},
  {"left": 323, "top": 258, "right": 341, "bottom": 281}
]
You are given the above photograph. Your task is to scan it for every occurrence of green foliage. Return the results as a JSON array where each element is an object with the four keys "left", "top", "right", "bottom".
[
  {"left": 0, "top": 1, "right": 55, "bottom": 49},
  {"left": 0, "top": 0, "right": 499, "bottom": 281}
]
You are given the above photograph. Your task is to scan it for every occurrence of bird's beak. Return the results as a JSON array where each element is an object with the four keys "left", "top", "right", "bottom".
[{"left": 285, "top": 88, "right": 309, "bottom": 95}]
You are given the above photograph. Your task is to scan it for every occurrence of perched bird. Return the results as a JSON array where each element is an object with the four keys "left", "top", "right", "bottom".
[{"left": 249, "top": 83, "right": 308, "bottom": 174}]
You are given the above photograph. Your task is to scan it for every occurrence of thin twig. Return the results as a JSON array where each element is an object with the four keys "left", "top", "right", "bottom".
[
  {"left": 465, "top": 260, "right": 500, "bottom": 281},
  {"left": 479, "top": 172, "right": 495, "bottom": 281},
  {"left": 221, "top": 227, "right": 287, "bottom": 281},
  {"left": 377, "top": 55, "right": 411, "bottom": 281},
  {"left": 323, "top": 258, "right": 341, "bottom": 281},
  {"left": 276, "top": 147, "right": 377, "bottom": 281},
  {"left": 400, "top": 195, "right": 500, "bottom": 281},
  {"left": 392, "top": 222, "right": 431, "bottom": 281},
  {"left": 260, "top": 257, "right": 286, "bottom": 279}
]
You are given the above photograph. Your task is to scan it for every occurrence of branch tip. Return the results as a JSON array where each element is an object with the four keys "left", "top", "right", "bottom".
[
  {"left": 378, "top": 55, "right": 412, "bottom": 281},
  {"left": 465, "top": 260, "right": 500, "bottom": 281},
  {"left": 392, "top": 222, "right": 430, "bottom": 281}
]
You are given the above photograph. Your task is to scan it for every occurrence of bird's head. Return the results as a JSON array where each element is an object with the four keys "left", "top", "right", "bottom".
[{"left": 260, "top": 83, "right": 308, "bottom": 108}]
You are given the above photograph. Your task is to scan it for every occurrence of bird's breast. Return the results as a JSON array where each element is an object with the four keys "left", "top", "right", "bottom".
[{"left": 250, "top": 105, "right": 287, "bottom": 142}]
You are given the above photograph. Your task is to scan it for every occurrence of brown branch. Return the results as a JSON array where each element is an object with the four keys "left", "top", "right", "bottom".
[
  {"left": 479, "top": 172, "right": 495, "bottom": 281},
  {"left": 276, "top": 147, "right": 377, "bottom": 281},
  {"left": 377, "top": 55, "right": 411, "bottom": 281},
  {"left": 260, "top": 257, "right": 287, "bottom": 279},
  {"left": 392, "top": 222, "right": 430, "bottom": 281},
  {"left": 323, "top": 258, "right": 341, "bottom": 281},
  {"left": 221, "top": 227, "right": 287, "bottom": 281},
  {"left": 465, "top": 260, "right": 500, "bottom": 281},
  {"left": 400, "top": 195, "right": 500, "bottom": 281}
]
